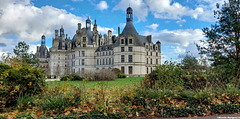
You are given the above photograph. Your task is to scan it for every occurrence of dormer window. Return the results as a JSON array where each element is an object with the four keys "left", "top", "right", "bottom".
[
  {"left": 83, "top": 37, "right": 86, "bottom": 42},
  {"left": 121, "top": 39, "right": 124, "bottom": 44},
  {"left": 129, "top": 39, "right": 132, "bottom": 44}
]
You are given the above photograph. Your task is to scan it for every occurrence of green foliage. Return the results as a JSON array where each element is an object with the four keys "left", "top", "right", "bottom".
[
  {"left": 0, "top": 63, "right": 45, "bottom": 108},
  {"left": 117, "top": 73, "right": 127, "bottom": 78},
  {"left": 143, "top": 61, "right": 183, "bottom": 89},
  {"left": 13, "top": 41, "right": 39, "bottom": 67},
  {"left": 112, "top": 68, "right": 127, "bottom": 78},
  {"left": 60, "top": 74, "right": 83, "bottom": 81},
  {"left": 197, "top": 0, "right": 240, "bottom": 79},
  {"left": 181, "top": 54, "right": 198, "bottom": 73}
]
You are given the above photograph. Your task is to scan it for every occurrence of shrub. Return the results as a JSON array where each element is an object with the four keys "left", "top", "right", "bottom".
[
  {"left": 81, "top": 69, "right": 116, "bottom": 81},
  {"left": 112, "top": 68, "right": 121, "bottom": 75},
  {"left": 143, "top": 61, "right": 183, "bottom": 89},
  {"left": 60, "top": 75, "right": 71, "bottom": 81},
  {"left": 95, "top": 69, "right": 117, "bottom": 81},
  {"left": 117, "top": 73, "right": 127, "bottom": 78},
  {"left": 60, "top": 74, "right": 83, "bottom": 81},
  {"left": 0, "top": 63, "right": 45, "bottom": 108}
]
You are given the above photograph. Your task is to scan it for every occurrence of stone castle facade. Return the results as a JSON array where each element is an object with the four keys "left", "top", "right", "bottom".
[{"left": 36, "top": 7, "right": 161, "bottom": 77}]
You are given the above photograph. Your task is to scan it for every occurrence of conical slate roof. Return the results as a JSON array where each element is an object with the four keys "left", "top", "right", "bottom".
[{"left": 120, "top": 21, "right": 148, "bottom": 46}]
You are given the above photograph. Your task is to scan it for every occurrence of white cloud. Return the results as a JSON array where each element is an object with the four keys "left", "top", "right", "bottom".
[
  {"left": 0, "top": 0, "right": 114, "bottom": 54},
  {"left": 147, "top": 23, "right": 159, "bottom": 30},
  {"left": 96, "top": 1, "right": 108, "bottom": 10},
  {"left": 113, "top": 0, "right": 224, "bottom": 22},
  {"left": 113, "top": 0, "right": 148, "bottom": 22},
  {"left": 144, "top": 29, "right": 204, "bottom": 47}
]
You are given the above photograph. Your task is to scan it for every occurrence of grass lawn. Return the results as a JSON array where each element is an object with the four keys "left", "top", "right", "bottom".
[{"left": 47, "top": 77, "right": 144, "bottom": 89}]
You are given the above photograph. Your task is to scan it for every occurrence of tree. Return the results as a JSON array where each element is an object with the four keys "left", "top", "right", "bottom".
[
  {"left": 13, "top": 41, "right": 39, "bottom": 67},
  {"left": 197, "top": 0, "right": 240, "bottom": 79},
  {"left": 181, "top": 54, "right": 198, "bottom": 72}
]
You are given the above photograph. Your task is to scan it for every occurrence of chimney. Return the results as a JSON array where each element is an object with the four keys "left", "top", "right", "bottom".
[{"left": 118, "top": 27, "right": 120, "bottom": 36}]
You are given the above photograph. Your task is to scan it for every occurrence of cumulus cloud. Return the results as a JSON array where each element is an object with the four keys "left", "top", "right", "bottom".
[
  {"left": 144, "top": 29, "right": 204, "bottom": 47},
  {"left": 113, "top": 0, "right": 224, "bottom": 22},
  {"left": 147, "top": 24, "right": 159, "bottom": 30},
  {"left": 113, "top": 0, "right": 148, "bottom": 22},
  {"left": 96, "top": 1, "right": 108, "bottom": 10},
  {"left": 0, "top": 0, "right": 114, "bottom": 56},
  {"left": 144, "top": 28, "right": 205, "bottom": 61}
]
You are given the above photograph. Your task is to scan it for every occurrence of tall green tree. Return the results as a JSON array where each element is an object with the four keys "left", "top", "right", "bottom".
[
  {"left": 181, "top": 54, "right": 198, "bottom": 70},
  {"left": 13, "top": 41, "right": 39, "bottom": 67},
  {"left": 197, "top": 0, "right": 240, "bottom": 79}
]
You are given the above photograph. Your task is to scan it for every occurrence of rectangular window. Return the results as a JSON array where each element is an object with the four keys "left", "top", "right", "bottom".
[
  {"left": 109, "top": 58, "right": 111, "bottom": 64},
  {"left": 147, "top": 58, "right": 148, "bottom": 64},
  {"left": 128, "top": 55, "right": 133, "bottom": 63},
  {"left": 128, "top": 47, "right": 132, "bottom": 52},
  {"left": 129, "top": 66, "right": 133, "bottom": 74},
  {"left": 83, "top": 44, "right": 86, "bottom": 47},
  {"left": 129, "top": 39, "right": 132, "bottom": 44},
  {"left": 82, "top": 51, "right": 85, "bottom": 56},
  {"left": 82, "top": 59, "right": 85, "bottom": 65},
  {"left": 97, "top": 59, "right": 99, "bottom": 65},
  {"left": 79, "top": 59, "right": 80, "bottom": 65},
  {"left": 151, "top": 52, "right": 152, "bottom": 56},
  {"left": 121, "top": 66, "right": 124, "bottom": 74},
  {"left": 83, "top": 37, "right": 86, "bottom": 42},
  {"left": 121, "top": 55, "right": 125, "bottom": 63},
  {"left": 147, "top": 67, "right": 148, "bottom": 74},
  {"left": 151, "top": 59, "right": 152, "bottom": 64},
  {"left": 121, "top": 47, "right": 125, "bottom": 52},
  {"left": 121, "top": 39, "right": 124, "bottom": 44},
  {"left": 156, "top": 59, "right": 158, "bottom": 64},
  {"left": 156, "top": 52, "right": 158, "bottom": 56},
  {"left": 79, "top": 51, "right": 80, "bottom": 57}
]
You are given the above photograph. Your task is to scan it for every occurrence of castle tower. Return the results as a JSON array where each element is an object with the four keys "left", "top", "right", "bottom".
[
  {"left": 41, "top": 35, "right": 46, "bottom": 45},
  {"left": 86, "top": 16, "right": 91, "bottom": 31},
  {"left": 93, "top": 19, "right": 97, "bottom": 32},
  {"left": 60, "top": 25, "right": 64, "bottom": 37},
  {"left": 126, "top": 7, "right": 133, "bottom": 22}
]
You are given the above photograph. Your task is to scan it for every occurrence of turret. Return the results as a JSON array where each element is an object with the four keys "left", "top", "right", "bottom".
[
  {"left": 156, "top": 41, "right": 161, "bottom": 52},
  {"left": 60, "top": 26, "right": 64, "bottom": 37},
  {"left": 86, "top": 16, "right": 91, "bottom": 31},
  {"left": 93, "top": 19, "right": 97, "bottom": 32},
  {"left": 55, "top": 30, "right": 59, "bottom": 39},
  {"left": 126, "top": 7, "right": 133, "bottom": 22},
  {"left": 41, "top": 35, "right": 46, "bottom": 45}
]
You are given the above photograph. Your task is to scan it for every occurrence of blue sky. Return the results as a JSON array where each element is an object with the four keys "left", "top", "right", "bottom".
[{"left": 0, "top": 0, "right": 225, "bottom": 62}]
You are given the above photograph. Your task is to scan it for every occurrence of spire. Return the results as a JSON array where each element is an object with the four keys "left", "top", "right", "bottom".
[{"left": 86, "top": 16, "right": 91, "bottom": 31}]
